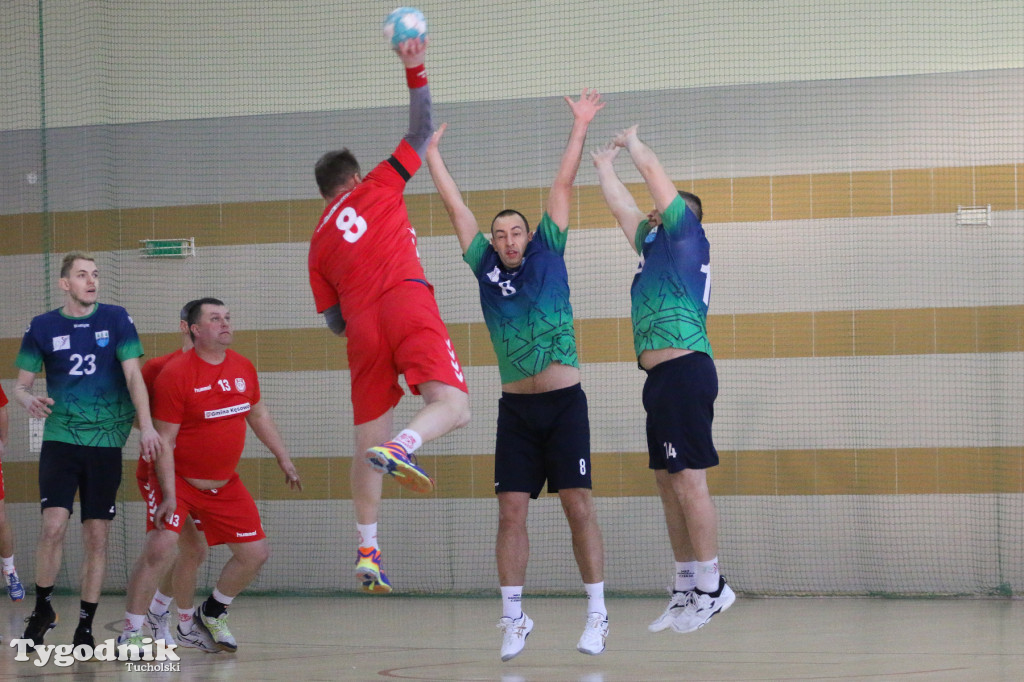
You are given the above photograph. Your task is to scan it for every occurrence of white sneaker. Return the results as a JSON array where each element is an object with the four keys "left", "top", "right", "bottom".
[
  {"left": 671, "top": 576, "right": 735, "bottom": 633},
  {"left": 648, "top": 590, "right": 693, "bottom": 632},
  {"left": 576, "top": 612, "right": 609, "bottom": 655},
  {"left": 497, "top": 612, "right": 533, "bottom": 662},
  {"left": 146, "top": 608, "right": 174, "bottom": 644},
  {"left": 176, "top": 623, "right": 221, "bottom": 654}
]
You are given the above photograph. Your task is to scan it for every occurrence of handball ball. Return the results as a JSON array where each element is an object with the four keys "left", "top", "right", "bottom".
[{"left": 382, "top": 7, "right": 427, "bottom": 49}]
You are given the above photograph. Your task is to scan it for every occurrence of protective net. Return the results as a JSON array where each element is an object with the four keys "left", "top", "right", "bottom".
[{"left": 1, "top": 1, "right": 1023, "bottom": 597}]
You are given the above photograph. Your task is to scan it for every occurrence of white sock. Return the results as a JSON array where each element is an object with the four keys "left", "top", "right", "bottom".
[
  {"left": 357, "top": 523, "right": 379, "bottom": 549},
  {"left": 695, "top": 557, "right": 720, "bottom": 593},
  {"left": 149, "top": 590, "right": 172, "bottom": 615},
  {"left": 500, "top": 586, "right": 523, "bottom": 620},
  {"left": 674, "top": 561, "right": 697, "bottom": 592},
  {"left": 212, "top": 588, "right": 234, "bottom": 607},
  {"left": 177, "top": 607, "right": 194, "bottom": 634},
  {"left": 122, "top": 612, "right": 146, "bottom": 636},
  {"left": 1, "top": 555, "right": 15, "bottom": 574},
  {"left": 584, "top": 582, "right": 606, "bottom": 617},
  {"left": 394, "top": 429, "right": 423, "bottom": 453}
]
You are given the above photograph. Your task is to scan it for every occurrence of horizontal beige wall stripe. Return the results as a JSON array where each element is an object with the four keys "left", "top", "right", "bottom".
[
  {"left": 4, "top": 446, "right": 1020, "bottom": 504},
  {"left": 1, "top": 163, "right": 1020, "bottom": 256},
  {"left": 3, "top": 304, "right": 1021, "bottom": 379}
]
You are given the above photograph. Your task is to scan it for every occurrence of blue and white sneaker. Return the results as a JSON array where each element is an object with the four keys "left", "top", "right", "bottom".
[{"left": 4, "top": 570, "right": 25, "bottom": 602}]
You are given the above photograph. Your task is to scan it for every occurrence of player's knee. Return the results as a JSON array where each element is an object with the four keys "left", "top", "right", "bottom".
[{"left": 451, "top": 390, "right": 471, "bottom": 429}]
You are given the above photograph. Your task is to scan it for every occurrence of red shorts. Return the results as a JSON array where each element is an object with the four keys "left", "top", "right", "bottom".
[
  {"left": 145, "top": 471, "right": 262, "bottom": 546},
  {"left": 137, "top": 457, "right": 203, "bottom": 532},
  {"left": 346, "top": 280, "right": 469, "bottom": 425}
]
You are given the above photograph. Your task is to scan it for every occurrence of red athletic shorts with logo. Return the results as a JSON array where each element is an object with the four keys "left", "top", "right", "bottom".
[
  {"left": 137, "top": 456, "right": 203, "bottom": 532},
  {"left": 346, "top": 279, "right": 469, "bottom": 425},
  {"left": 145, "top": 470, "right": 263, "bottom": 546}
]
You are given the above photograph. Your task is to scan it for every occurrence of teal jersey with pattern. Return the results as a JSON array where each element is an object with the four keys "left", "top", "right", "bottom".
[
  {"left": 464, "top": 213, "right": 578, "bottom": 383},
  {"left": 16, "top": 303, "right": 144, "bottom": 447},
  {"left": 631, "top": 194, "right": 713, "bottom": 358}
]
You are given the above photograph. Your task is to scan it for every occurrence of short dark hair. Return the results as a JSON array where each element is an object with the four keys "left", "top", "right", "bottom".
[
  {"left": 679, "top": 191, "right": 703, "bottom": 222},
  {"left": 60, "top": 251, "right": 96, "bottom": 278},
  {"left": 490, "top": 209, "right": 531, "bottom": 234},
  {"left": 186, "top": 297, "right": 225, "bottom": 340},
  {"left": 179, "top": 299, "right": 205, "bottom": 322},
  {"left": 315, "top": 149, "right": 360, "bottom": 199}
]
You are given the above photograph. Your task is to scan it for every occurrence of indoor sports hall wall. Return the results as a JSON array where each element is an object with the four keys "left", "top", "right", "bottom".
[{"left": 1, "top": 1, "right": 1022, "bottom": 596}]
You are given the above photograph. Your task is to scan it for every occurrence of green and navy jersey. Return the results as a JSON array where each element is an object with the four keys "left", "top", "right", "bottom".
[
  {"left": 463, "top": 213, "right": 579, "bottom": 383},
  {"left": 16, "top": 303, "right": 144, "bottom": 447},
  {"left": 631, "top": 194, "right": 713, "bottom": 359}
]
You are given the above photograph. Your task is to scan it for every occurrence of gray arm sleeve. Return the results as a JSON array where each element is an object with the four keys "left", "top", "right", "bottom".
[
  {"left": 403, "top": 84, "right": 433, "bottom": 159},
  {"left": 323, "top": 304, "right": 345, "bottom": 336}
]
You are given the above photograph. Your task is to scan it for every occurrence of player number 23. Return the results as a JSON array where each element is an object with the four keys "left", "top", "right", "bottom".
[{"left": 335, "top": 207, "right": 368, "bottom": 243}]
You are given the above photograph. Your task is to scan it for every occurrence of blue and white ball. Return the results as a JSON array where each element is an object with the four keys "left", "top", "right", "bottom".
[{"left": 382, "top": 7, "right": 427, "bottom": 49}]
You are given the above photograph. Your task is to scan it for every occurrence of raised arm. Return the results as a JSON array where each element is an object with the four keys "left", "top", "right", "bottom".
[
  {"left": 547, "top": 89, "right": 605, "bottom": 230},
  {"left": 247, "top": 400, "right": 302, "bottom": 491},
  {"left": 615, "top": 125, "right": 678, "bottom": 214},
  {"left": 397, "top": 37, "right": 433, "bottom": 160},
  {"left": 426, "top": 123, "right": 480, "bottom": 253},
  {"left": 591, "top": 142, "right": 646, "bottom": 252}
]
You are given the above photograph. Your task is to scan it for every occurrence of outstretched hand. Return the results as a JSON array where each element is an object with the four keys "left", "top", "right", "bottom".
[
  {"left": 591, "top": 141, "right": 621, "bottom": 167},
  {"left": 613, "top": 125, "right": 640, "bottom": 149},
  {"left": 565, "top": 88, "right": 605, "bottom": 124},
  {"left": 396, "top": 36, "right": 428, "bottom": 68},
  {"left": 428, "top": 122, "right": 448, "bottom": 153}
]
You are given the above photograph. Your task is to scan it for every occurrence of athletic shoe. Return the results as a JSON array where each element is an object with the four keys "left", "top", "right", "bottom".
[
  {"left": 671, "top": 576, "right": 736, "bottom": 633},
  {"left": 648, "top": 590, "right": 693, "bottom": 632},
  {"left": 497, "top": 612, "right": 533, "bottom": 662},
  {"left": 4, "top": 571, "right": 25, "bottom": 602},
  {"left": 176, "top": 623, "right": 221, "bottom": 653},
  {"left": 117, "top": 630, "right": 146, "bottom": 648},
  {"left": 197, "top": 607, "right": 237, "bottom": 653},
  {"left": 576, "top": 612, "right": 609, "bottom": 655},
  {"left": 355, "top": 547, "right": 393, "bottom": 594},
  {"left": 146, "top": 608, "right": 174, "bottom": 644},
  {"left": 22, "top": 607, "right": 58, "bottom": 646},
  {"left": 73, "top": 625, "right": 95, "bottom": 648},
  {"left": 365, "top": 441, "right": 435, "bottom": 494}
]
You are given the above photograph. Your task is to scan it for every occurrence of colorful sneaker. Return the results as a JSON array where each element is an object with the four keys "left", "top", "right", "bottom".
[
  {"left": 4, "top": 570, "right": 25, "bottom": 602},
  {"left": 197, "top": 607, "right": 237, "bottom": 653},
  {"left": 176, "top": 623, "right": 221, "bottom": 653},
  {"left": 497, "top": 612, "right": 533, "bottom": 662},
  {"left": 648, "top": 590, "right": 693, "bottom": 632},
  {"left": 146, "top": 608, "right": 174, "bottom": 644},
  {"left": 355, "top": 547, "right": 393, "bottom": 594},
  {"left": 365, "top": 441, "right": 435, "bottom": 494},
  {"left": 22, "top": 607, "right": 58, "bottom": 647},
  {"left": 576, "top": 612, "right": 609, "bottom": 655},
  {"left": 116, "top": 629, "right": 146, "bottom": 648},
  {"left": 671, "top": 576, "right": 736, "bottom": 633}
]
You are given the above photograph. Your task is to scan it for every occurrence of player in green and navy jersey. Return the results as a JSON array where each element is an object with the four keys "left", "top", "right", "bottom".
[
  {"left": 427, "top": 90, "right": 609, "bottom": 661},
  {"left": 13, "top": 251, "right": 161, "bottom": 649},
  {"left": 592, "top": 125, "right": 735, "bottom": 636}
]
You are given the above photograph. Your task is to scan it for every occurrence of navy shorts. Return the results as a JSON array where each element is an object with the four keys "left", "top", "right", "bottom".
[
  {"left": 643, "top": 352, "right": 719, "bottom": 473},
  {"left": 494, "top": 383, "right": 592, "bottom": 498},
  {"left": 39, "top": 440, "right": 123, "bottom": 520}
]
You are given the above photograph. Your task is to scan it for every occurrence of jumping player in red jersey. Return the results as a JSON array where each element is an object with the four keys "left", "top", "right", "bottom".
[
  {"left": 119, "top": 298, "right": 301, "bottom": 653},
  {"left": 134, "top": 300, "right": 217, "bottom": 652},
  {"left": 308, "top": 36, "right": 470, "bottom": 593}
]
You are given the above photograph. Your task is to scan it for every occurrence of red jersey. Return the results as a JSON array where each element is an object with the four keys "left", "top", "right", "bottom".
[
  {"left": 308, "top": 140, "right": 426, "bottom": 319},
  {"left": 152, "top": 348, "right": 261, "bottom": 480},
  {"left": 142, "top": 348, "right": 184, "bottom": 396}
]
